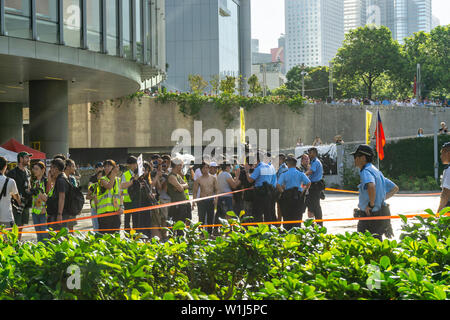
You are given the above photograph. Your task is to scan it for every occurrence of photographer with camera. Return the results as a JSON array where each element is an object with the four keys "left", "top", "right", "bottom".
[
  {"left": 97, "top": 160, "right": 123, "bottom": 234},
  {"left": 7, "top": 151, "right": 33, "bottom": 240},
  {"left": 30, "top": 162, "right": 49, "bottom": 242},
  {"left": 352, "top": 144, "right": 398, "bottom": 241},
  {"left": 121, "top": 156, "right": 140, "bottom": 231},
  {"left": 0, "top": 156, "right": 21, "bottom": 231},
  {"left": 156, "top": 156, "right": 171, "bottom": 221}
]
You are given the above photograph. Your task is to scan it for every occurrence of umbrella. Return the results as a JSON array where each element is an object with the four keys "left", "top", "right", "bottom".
[{"left": 0, "top": 147, "right": 18, "bottom": 162}]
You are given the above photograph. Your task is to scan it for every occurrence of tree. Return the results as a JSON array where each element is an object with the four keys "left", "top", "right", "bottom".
[
  {"left": 247, "top": 74, "right": 262, "bottom": 96},
  {"left": 237, "top": 75, "right": 246, "bottom": 96},
  {"left": 333, "top": 26, "right": 403, "bottom": 100},
  {"left": 402, "top": 26, "right": 450, "bottom": 99},
  {"left": 188, "top": 74, "right": 208, "bottom": 94},
  {"left": 209, "top": 74, "right": 220, "bottom": 95},
  {"left": 219, "top": 76, "right": 236, "bottom": 94},
  {"left": 285, "top": 64, "right": 331, "bottom": 99}
]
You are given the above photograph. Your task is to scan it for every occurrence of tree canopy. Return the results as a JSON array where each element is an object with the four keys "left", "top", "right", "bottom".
[{"left": 333, "top": 26, "right": 403, "bottom": 100}]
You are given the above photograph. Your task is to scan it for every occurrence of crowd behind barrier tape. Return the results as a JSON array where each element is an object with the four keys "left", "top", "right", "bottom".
[
  {"left": 2, "top": 185, "right": 444, "bottom": 235},
  {"left": 5, "top": 187, "right": 254, "bottom": 232}
]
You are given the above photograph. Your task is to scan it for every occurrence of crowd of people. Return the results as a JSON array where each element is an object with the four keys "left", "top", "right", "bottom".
[
  {"left": 0, "top": 146, "right": 330, "bottom": 242},
  {"left": 305, "top": 97, "right": 449, "bottom": 107}
]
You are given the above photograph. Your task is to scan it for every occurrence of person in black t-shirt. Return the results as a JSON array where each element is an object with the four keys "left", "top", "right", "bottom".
[
  {"left": 7, "top": 151, "right": 32, "bottom": 240},
  {"left": 46, "top": 159, "right": 70, "bottom": 231}
]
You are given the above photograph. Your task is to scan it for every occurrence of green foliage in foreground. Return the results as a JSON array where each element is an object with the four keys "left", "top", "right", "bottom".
[{"left": 0, "top": 210, "right": 448, "bottom": 300}]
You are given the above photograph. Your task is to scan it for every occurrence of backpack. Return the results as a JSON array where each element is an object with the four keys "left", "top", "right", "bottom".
[
  {"left": 0, "top": 178, "right": 10, "bottom": 201},
  {"left": 65, "top": 178, "right": 85, "bottom": 216}
]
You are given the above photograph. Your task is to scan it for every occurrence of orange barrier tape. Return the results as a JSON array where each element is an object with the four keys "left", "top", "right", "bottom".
[
  {"left": 3, "top": 185, "right": 443, "bottom": 235},
  {"left": 10, "top": 212, "right": 450, "bottom": 235}
]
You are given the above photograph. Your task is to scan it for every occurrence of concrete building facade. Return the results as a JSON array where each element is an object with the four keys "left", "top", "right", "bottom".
[
  {"left": 0, "top": 0, "right": 166, "bottom": 156},
  {"left": 164, "top": 0, "right": 252, "bottom": 93}
]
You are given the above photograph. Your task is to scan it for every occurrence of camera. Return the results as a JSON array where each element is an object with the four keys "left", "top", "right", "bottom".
[
  {"left": 30, "top": 188, "right": 40, "bottom": 197},
  {"left": 353, "top": 208, "right": 367, "bottom": 218}
]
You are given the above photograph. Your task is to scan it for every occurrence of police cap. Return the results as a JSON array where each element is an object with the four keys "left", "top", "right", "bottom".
[
  {"left": 442, "top": 142, "right": 450, "bottom": 150},
  {"left": 285, "top": 156, "right": 297, "bottom": 165},
  {"left": 350, "top": 144, "right": 375, "bottom": 157}
]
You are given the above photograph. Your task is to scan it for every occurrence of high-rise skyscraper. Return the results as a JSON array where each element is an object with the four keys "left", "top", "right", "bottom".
[
  {"left": 164, "top": 0, "right": 252, "bottom": 93},
  {"left": 344, "top": 0, "right": 367, "bottom": 33},
  {"left": 345, "top": 0, "right": 432, "bottom": 43},
  {"left": 285, "top": 0, "right": 344, "bottom": 72}
]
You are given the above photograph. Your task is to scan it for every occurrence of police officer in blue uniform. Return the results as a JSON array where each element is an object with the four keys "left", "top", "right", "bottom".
[
  {"left": 305, "top": 147, "right": 325, "bottom": 226},
  {"left": 277, "top": 156, "right": 311, "bottom": 230},
  {"left": 245, "top": 151, "right": 277, "bottom": 224},
  {"left": 352, "top": 144, "right": 398, "bottom": 240}
]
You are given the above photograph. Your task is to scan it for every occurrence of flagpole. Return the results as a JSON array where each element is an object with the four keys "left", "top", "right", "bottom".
[{"left": 377, "top": 106, "right": 380, "bottom": 170}]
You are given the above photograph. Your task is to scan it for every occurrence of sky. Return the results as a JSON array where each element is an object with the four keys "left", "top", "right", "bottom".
[{"left": 251, "top": 0, "right": 450, "bottom": 53}]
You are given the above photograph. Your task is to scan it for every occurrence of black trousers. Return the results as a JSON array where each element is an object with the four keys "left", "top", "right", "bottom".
[
  {"left": 98, "top": 212, "right": 121, "bottom": 234},
  {"left": 47, "top": 214, "right": 71, "bottom": 232},
  {"left": 252, "top": 190, "right": 276, "bottom": 224},
  {"left": 280, "top": 193, "right": 307, "bottom": 231},
  {"left": 357, "top": 205, "right": 393, "bottom": 241},
  {"left": 197, "top": 199, "right": 215, "bottom": 234},
  {"left": 124, "top": 201, "right": 139, "bottom": 230},
  {"left": 307, "top": 182, "right": 323, "bottom": 226}
]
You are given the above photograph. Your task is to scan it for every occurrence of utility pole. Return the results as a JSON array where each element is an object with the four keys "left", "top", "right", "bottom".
[
  {"left": 416, "top": 63, "right": 421, "bottom": 102},
  {"left": 301, "top": 70, "right": 308, "bottom": 97},
  {"left": 329, "top": 62, "right": 334, "bottom": 100},
  {"left": 433, "top": 104, "right": 439, "bottom": 183},
  {"left": 262, "top": 63, "right": 267, "bottom": 97}
]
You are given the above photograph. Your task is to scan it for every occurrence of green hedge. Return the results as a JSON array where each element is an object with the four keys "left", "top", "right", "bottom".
[
  {"left": 0, "top": 211, "right": 448, "bottom": 300},
  {"left": 380, "top": 135, "right": 450, "bottom": 179}
]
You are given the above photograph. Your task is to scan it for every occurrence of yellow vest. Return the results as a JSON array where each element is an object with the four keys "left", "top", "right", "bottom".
[
  {"left": 32, "top": 179, "right": 46, "bottom": 215},
  {"left": 97, "top": 176, "right": 122, "bottom": 214},
  {"left": 122, "top": 170, "right": 133, "bottom": 203}
]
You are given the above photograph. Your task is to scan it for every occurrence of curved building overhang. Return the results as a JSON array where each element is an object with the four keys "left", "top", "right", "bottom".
[{"left": 0, "top": 36, "right": 163, "bottom": 104}]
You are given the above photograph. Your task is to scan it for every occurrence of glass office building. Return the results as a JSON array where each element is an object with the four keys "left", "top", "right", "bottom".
[
  {"left": 0, "top": 0, "right": 166, "bottom": 156},
  {"left": 285, "top": 0, "right": 344, "bottom": 71},
  {"left": 345, "top": 0, "right": 432, "bottom": 44},
  {"left": 164, "top": 0, "right": 251, "bottom": 93},
  {"left": 1, "top": 0, "right": 165, "bottom": 63}
]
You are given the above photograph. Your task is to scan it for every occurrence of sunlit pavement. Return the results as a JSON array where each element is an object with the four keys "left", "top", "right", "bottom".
[{"left": 20, "top": 193, "right": 440, "bottom": 243}]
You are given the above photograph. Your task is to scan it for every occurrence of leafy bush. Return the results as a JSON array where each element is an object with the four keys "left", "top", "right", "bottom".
[
  {"left": 390, "top": 174, "right": 440, "bottom": 192},
  {"left": 0, "top": 211, "right": 448, "bottom": 300},
  {"left": 155, "top": 92, "right": 305, "bottom": 126},
  {"left": 381, "top": 136, "right": 450, "bottom": 179}
]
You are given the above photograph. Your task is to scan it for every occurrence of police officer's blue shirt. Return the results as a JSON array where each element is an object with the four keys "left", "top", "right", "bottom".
[
  {"left": 250, "top": 162, "right": 275, "bottom": 188},
  {"left": 268, "top": 163, "right": 277, "bottom": 187},
  {"left": 358, "top": 163, "right": 389, "bottom": 212},
  {"left": 277, "top": 163, "right": 288, "bottom": 180},
  {"left": 277, "top": 168, "right": 311, "bottom": 192},
  {"left": 309, "top": 158, "right": 323, "bottom": 182}
]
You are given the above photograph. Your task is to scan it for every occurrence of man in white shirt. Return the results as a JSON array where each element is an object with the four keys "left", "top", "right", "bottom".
[
  {"left": 0, "top": 157, "right": 21, "bottom": 228},
  {"left": 438, "top": 142, "right": 450, "bottom": 213}
]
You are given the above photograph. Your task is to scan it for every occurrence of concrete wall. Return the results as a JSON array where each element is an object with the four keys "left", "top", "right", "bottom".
[{"left": 69, "top": 97, "right": 450, "bottom": 150}]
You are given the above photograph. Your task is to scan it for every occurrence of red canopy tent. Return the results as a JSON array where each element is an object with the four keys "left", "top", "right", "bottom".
[{"left": 1, "top": 138, "right": 46, "bottom": 160}]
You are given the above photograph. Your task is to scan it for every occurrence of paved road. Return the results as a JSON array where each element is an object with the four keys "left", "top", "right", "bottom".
[{"left": 21, "top": 193, "right": 440, "bottom": 243}]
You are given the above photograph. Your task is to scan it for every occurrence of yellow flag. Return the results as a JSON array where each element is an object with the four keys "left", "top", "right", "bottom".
[
  {"left": 240, "top": 107, "right": 245, "bottom": 144},
  {"left": 366, "top": 110, "right": 373, "bottom": 145}
]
